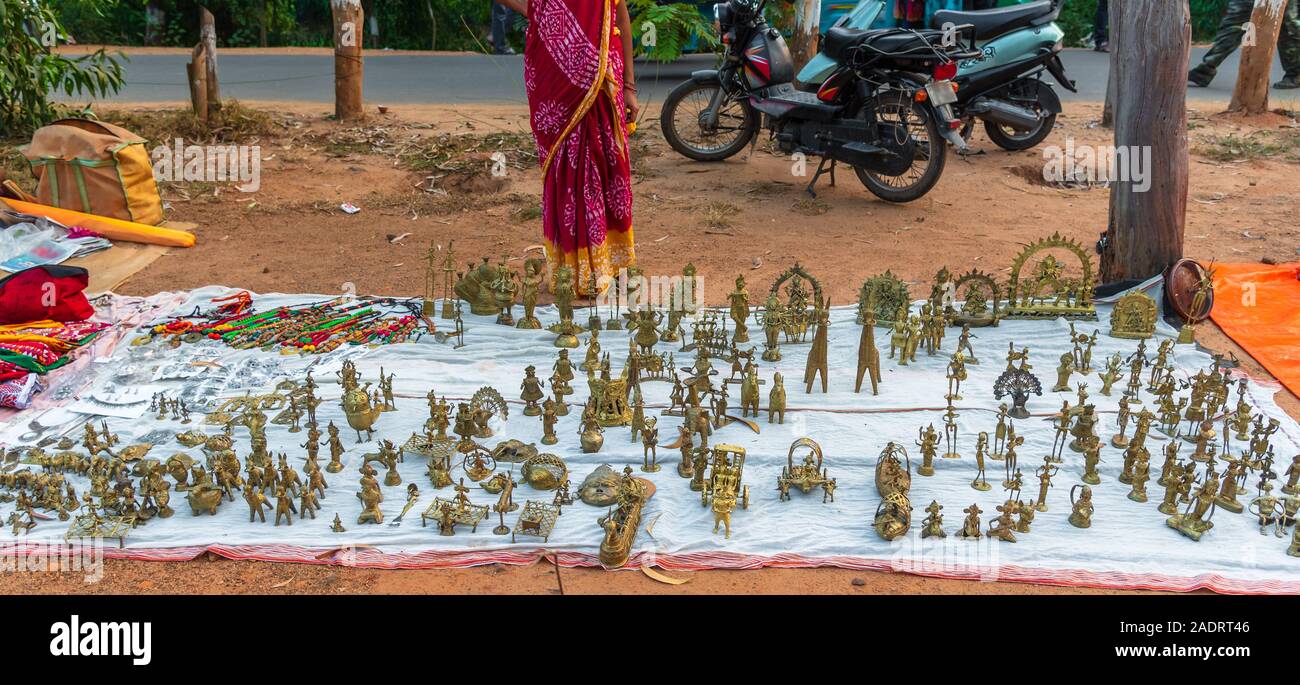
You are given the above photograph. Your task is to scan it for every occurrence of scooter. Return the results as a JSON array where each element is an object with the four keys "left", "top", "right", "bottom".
[
  {"left": 798, "top": 0, "right": 1076, "bottom": 151},
  {"left": 660, "top": 0, "right": 979, "bottom": 203}
]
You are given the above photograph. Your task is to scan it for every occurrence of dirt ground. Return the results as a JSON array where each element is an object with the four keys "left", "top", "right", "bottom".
[
  {"left": 0, "top": 555, "right": 1181, "bottom": 595},
  {"left": 3, "top": 98, "right": 1297, "bottom": 594}
]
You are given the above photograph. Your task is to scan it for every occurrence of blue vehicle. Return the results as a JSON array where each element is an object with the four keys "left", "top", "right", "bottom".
[{"left": 799, "top": 0, "right": 1076, "bottom": 150}]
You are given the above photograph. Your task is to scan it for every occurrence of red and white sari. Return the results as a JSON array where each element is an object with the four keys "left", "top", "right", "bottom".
[{"left": 525, "top": 0, "right": 636, "bottom": 295}]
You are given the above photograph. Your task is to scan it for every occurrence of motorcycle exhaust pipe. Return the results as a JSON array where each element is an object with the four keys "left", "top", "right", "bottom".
[{"left": 968, "top": 97, "right": 1042, "bottom": 132}]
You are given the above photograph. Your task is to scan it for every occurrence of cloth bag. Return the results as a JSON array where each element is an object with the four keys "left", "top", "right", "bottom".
[
  {"left": 0, "top": 265, "right": 95, "bottom": 325},
  {"left": 21, "top": 119, "right": 164, "bottom": 226}
]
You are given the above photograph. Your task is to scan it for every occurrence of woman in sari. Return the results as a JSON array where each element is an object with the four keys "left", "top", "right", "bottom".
[{"left": 494, "top": 0, "right": 639, "bottom": 296}]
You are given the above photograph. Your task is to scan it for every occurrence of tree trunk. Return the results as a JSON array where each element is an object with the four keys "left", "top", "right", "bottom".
[
  {"left": 790, "top": 0, "right": 821, "bottom": 73},
  {"left": 1229, "top": 0, "right": 1288, "bottom": 114},
  {"left": 260, "top": 0, "right": 269, "bottom": 48},
  {"left": 1100, "top": 0, "right": 1190, "bottom": 283},
  {"left": 1101, "top": 4, "right": 1118, "bottom": 127},
  {"left": 426, "top": 0, "right": 437, "bottom": 50},
  {"left": 332, "top": 0, "right": 366, "bottom": 121}
]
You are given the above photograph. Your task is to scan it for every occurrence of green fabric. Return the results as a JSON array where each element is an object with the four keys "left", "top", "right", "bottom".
[
  {"left": 0, "top": 349, "right": 66, "bottom": 374},
  {"left": 71, "top": 163, "right": 91, "bottom": 213},
  {"left": 0, "top": 330, "right": 102, "bottom": 375}
]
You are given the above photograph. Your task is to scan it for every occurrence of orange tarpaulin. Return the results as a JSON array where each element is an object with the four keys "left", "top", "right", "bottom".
[
  {"left": 1210, "top": 262, "right": 1300, "bottom": 398},
  {"left": 0, "top": 197, "right": 195, "bottom": 247}
]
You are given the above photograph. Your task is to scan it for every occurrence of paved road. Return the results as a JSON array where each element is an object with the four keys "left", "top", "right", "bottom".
[{"left": 81, "top": 47, "right": 1290, "bottom": 106}]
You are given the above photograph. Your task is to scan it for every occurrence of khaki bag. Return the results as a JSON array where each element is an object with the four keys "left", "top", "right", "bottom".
[{"left": 22, "top": 119, "right": 164, "bottom": 226}]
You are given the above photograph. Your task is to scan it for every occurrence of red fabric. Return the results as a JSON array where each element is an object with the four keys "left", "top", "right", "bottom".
[
  {"left": 0, "top": 265, "right": 94, "bottom": 325},
  {"left": 895, "top": 0, "right": 924, "bottom": 22},
  {"left": 524, "top": 0, "right": 635, "bottom": 294}
]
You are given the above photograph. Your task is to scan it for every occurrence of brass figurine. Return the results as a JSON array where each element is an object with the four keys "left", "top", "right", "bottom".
[
  {"left": 1033, "top": 457, "right": 1058, "bottom": 512},
  {"left": 1098, "top": 352, "right": 1123, "bottom": 396},
  {"left": 758, "top": 292, "right": 786, "bottom": 362},
  {"left": 516, "top": 257, "right": 544, "bottom": 329},
  {"left": 958, "top": 504, "right": 983, "bottom": 539},
  {"left": 803, "top": 293, "right": 829, "bottom": 394},
  {"left": 550, "top": 265, "right": 582, "bottom": 348},
  {"left": 874, "top": 442, "right": 912, "bottom": 541},
  {"left": 597, "top": 467, "right": 650, "bottom": 566},
  {"left": 994, "top": 345, "right": 1042, "bottom": 419},
  {"left": 641, "top": 417, "right": 660, "bottom": 472},
  {"left": 512, "top": 500, "right": 561, "bottom": 543},
  {"left": 857, "top": 271, "right": 910, "bottom": 327},
  {"left": 987, "top": 500, "right": 1018, "bottom": 543},
  {"left": 952, "top": 269, "right": 1002, "bottom": 327},
  {"left": 854, "top": 300, "right": 883, "bottom": 396},
  {"left": 1003, "top": 233, "right": 1097, "bottom": 320},
  {"left": 520, "top": 365, "right": 545, "bottom": 416},
  {"left": 579, "top": 400, "right": 605, "bottom": 453},
  {"left": 972, "top": 432, "right": 991, "bottom": 491},
  {"left": 916, "top": 424, "right": 939, "bottom": 477},
  {"left": 920, "top": 500, "right": 946, "bottom": 538},
  {"left": 541, "top": 399, "right": 559, "bottom": 445},
  {"left": 1109, "top": 290, "right": 1157, "bottom": 339},
  {"left": 777, "top": 438, "right": 835, "bottom": 502},
  {"left": 1167, "top": 468, "right": 1220, "bottom": 541},
  {"left": 1068, "top": 484, "right": 1094, "bottom": 528},
  {"left": 1052, "top": 352, "right": 1074, "bottom": 392},
  {"left": 729, "top": 274, "right": 750, "bottom": 344},
  {"left": 1177, "top": 264, "right": 1214, "bottom": 345},
  {"left": 768, "top": 372, "right": 786, "bottom": 424}
]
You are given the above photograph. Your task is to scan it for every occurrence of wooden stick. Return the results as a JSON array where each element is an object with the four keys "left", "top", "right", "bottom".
[
  {"left": 187, "top": 44, "right": 208, "bottom": 123},
  {"left": 199, "top": 6, "right": 221, "bottom": 120}
]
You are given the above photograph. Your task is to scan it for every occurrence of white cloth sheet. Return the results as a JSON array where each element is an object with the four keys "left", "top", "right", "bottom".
[{"left": 2, "top": 286, "right": 1298, "bottom": 592}]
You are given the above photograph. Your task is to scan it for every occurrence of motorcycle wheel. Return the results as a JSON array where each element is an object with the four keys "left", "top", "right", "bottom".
[
  {"left": 984, "top": 83, "right": 1057, "bottom": 151},
  {"left": 660, "top": 79, "right": 756, "bottom": 162},
  {"left": 854, "top": 93, "right": 947, "bottom": 204}
]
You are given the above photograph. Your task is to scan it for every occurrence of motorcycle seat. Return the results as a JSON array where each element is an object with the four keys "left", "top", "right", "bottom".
[
  {"left": 930, "top": 0, "right": 1056, "bottom": 41},
  {"left": 751, "top": 84, "right": 840, "bottom": 122},
  {"left": 823, "top": 27, "right": 952, "bottom": 61}
]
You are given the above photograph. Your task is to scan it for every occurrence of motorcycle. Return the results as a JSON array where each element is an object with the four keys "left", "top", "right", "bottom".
[
  {"left": 660, "top": 0, "right": 979, "bottom": 203},
  {"left": 798, "top": 0, "right": 1076, "bottom": 151}
]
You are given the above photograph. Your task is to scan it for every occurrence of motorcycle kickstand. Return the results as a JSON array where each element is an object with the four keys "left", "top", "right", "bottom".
[{"left": 805, "top": 158, "right": 836, "bottom": 198}]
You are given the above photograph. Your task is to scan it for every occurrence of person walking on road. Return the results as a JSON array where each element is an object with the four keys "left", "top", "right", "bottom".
[
  {"left": 1188, "top": 0, "right": 1300, "bottom": 89},
  {"left": 491, "top": 1, "right": 517, "bottom": 54},
  {"left": 1091, "top": 0, "right": 1109, "bottom": 52}
]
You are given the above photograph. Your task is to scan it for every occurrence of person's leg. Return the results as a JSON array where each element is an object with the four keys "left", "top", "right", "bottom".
[
  {"left": 1093, "top": 0, "right": 1110, "bottom": 49},
  {"left": 1189, "top": 0, "right": 1256, "bottom": 86},
  {"left": 491, "top": 3, "right": 510, "bottom": 54},
  {"left": 1275, "top": 0, "right": 1300, "bottom": 88}
]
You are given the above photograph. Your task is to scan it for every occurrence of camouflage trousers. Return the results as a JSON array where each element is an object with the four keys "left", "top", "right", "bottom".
[{"left": 1190, "top": 0, "right": 1300, "bottom": 82}]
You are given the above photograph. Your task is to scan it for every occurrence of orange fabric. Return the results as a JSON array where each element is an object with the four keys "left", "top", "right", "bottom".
[
  {"left": 1210, "top": 261, "right": 1300, "bottom": 398},
  {"left": 0, "top": 197, "right": 195, "bottom": 247}
]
